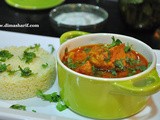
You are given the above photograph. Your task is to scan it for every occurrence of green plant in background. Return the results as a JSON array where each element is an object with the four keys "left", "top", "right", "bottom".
[{"left": 119, "top": 0, "right": 160, "bottom": 30}]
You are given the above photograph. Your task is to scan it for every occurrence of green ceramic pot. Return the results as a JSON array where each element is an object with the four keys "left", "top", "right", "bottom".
[{"left": 57, "top": 32, "right": 160, "bottom": 119}]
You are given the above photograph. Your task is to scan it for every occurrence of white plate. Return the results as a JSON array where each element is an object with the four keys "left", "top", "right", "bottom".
[{"left": 0, "top": 30, "right": 160, "bottom": 120}]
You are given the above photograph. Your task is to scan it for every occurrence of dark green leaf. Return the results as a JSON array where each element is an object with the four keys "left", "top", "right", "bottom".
[
  {"left": 10, "top": 104, "right": 26, "bottom": 111},
  {"left": 136, "top": 65, "right": 147, "bottom": 71},
  {"left": 114, "top": 60, "right": 124, "bottom": 70},
  {"left": 48, "top": 44, "right": 55, "bottom": 54},
  {"left": 67, "top": 57, "right": 77, "bottom": 69},
  {"left": 0, "top": 50, "right": 13, "bottom": 62},
  {"left": 0, "top": 63, "right": 7, "bottom": 72},
  {"left": 36, "top": 90, "right": 61, "bottom": 102},
  {"left": 22, "top": 51, "right": 36, "bottom": 63},
  {"left": 110, "top": 69, "right": 117, "bottom": 76},
  {"left": 128, "top": 68, "right": 137, "bottom": 76},
  {"left": 19, "top": 66, "right": 33, "bottom": 77},
  {"left": 126, "top": 57, "right": 140, "bottom": 66},
  {"left": 124, "top": 43, "right": 131, "bottom": 53},
  {"left": 108, "top": 36, "right": 122, "bottom": 49},
  {"left": 42, "top": 63, "right": 48, "bottom": 68},
  {"left": 26, "top": 44, "right": 40, "bottom": 52},
  {"left": 32, "top": 110, "right": 36, "bottom": 112}
]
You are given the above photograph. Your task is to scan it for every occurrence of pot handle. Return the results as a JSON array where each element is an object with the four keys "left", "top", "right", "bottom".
[
  {"left": 111, "top": 68, "right": 160, "bottom": 96},
  {"left": 60, "top": 31, "right": 88, "bottom": 44}
]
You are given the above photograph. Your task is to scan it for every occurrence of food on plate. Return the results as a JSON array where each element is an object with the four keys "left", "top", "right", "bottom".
[
  {"left": 0, "top": 44, "right": 56, "bottom": 100},
  {"left": 62, "top": 37, "right": 149, "bottom": 78}
]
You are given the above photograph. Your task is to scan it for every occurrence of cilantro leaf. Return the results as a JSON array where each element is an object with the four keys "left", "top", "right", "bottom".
[
  {"left": 37, "top": 90, "right": 68, "bottom": 111},
  {"left": 0, "top": 50, "right": 13, "bottom": 62},
  {"left": 110, "top": 69, "right": 117, "bottom": 76},
  {"left": 19, "top": 66, "right": 33, "bottom": 77},
  {"left": 48, "top": 44, "right": 55, "bottom": 54},
  {"left": 126, "top": 57, "right": 140, "bottom": 66},
  {"left": 136, "top": 65, "right": 147, "bottom": 71},
  {"left": 22, "top": 51, "right": 36, "bottom": 63},
  {"left": 36, "top": 90, "right": 61, "bottom": 102},
  {"left": 32, "top": 110, "right": 36, "bottom": 112},
  {"left": 0, "top": 63, "right": 8, "bottom": 72},
  {"left": 114, "top": 60, "right": 124, "bottom": 70},
  {"left": 124, "top": 43, "right": 131, "bottom": 53},
  {"left": 10, "top": 104, "right": 26, "bottom": 111},
  {"left": 25, "top": 44, "right": 40, "bottom": 52},
  {"left": 108, "top": 36, "right": 122, "bottom": 49},
  {"left": 42, "top": 63, "right": 48, "bottom": 68},
  {"left": 67, "top": 57, "right": 77, "bottom": 69}
]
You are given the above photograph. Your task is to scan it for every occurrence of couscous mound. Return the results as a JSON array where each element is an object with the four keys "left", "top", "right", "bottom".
[{"left": 0, "top": 45, "right": 56, "bottom": 100}]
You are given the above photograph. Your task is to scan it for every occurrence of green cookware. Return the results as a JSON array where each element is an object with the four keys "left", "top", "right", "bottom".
[
  {"left": 5, "top": 0, "right": 64, "bottom": 10},
  {"left": 57, "top": 31, "right": 160, "bottom": 119}
]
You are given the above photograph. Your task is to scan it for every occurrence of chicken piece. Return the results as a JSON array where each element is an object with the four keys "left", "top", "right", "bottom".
[
  {"left": 75, "top": 61, "right": 93, "bottom": 75},
  {"left": 89, "top": 44, "right": 127, "bottom": 70},
  {"left": 67, "top": 50, "right": 87, "bottom": 62}
]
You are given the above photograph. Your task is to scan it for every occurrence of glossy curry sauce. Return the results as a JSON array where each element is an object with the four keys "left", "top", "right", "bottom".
[{"left": 62, "top": 37, "right": 148, "bottom": 78}]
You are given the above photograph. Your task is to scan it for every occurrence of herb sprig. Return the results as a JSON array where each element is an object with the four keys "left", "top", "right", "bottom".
[
  {"left": 10, "top": 104, "right": 26, "bottom": 111},
  {"left": 0, "top": 63, "right": 8, "bottom": 72},
  {"left": 36, "top": 90, "right": 67, "bottom": 111},
  {"left": 0, "top": 50, "right": 13, "bottom": 62},
  {"left": 19, "top": 66, "right": 33, "bottom": 77},
  {"left": 108, "top": 36, "right": 122, "bottom": 49}
]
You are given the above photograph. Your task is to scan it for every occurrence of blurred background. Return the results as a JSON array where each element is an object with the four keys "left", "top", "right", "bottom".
[{"left": 0, "top": 0, "right": 160, "bottom": 49}]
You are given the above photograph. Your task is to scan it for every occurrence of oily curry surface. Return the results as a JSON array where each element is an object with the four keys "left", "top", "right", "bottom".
[{"left": 62, "top": 37, "right": 149, "bottom": 78}]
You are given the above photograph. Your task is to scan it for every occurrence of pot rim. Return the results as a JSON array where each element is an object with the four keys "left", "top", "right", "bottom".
[{"left": 57, "top": 33, "right": 156, "bottom": 82}]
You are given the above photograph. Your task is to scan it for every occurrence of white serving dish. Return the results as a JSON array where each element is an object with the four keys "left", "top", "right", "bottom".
[{"left": 0, "top": 30, "right": 159, "bottom": 120}]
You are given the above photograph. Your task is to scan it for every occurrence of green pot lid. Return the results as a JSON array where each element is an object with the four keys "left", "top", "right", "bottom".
[{"left": 5, "top": 0, "right": 65, "bottom": 10}]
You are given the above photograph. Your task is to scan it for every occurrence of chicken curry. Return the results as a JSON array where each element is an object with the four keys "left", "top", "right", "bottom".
[{"left": 62, "top": 37, "right": 149, "bottom": 78}]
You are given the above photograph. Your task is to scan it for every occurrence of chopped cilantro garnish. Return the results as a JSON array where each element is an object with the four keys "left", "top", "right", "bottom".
[
  {"left": 42, "top": 63, "right": 48, "bottom": 68},
  {"left": 32, "top": 110, "right": 36, "bottom": 112},
  {"left": 108, "top": 36, "right": 122, "bottom": 49},
  {"left": 26, "top": 44, "right": 40, "bottom": 52},
  {"left": 10, "top": 104, "right": 26, "bottom": 111},
  {"left": 19, "top": 66, "right": 33, "bottom": 77},
  {"left": 81, "top": 56, "right": 90, "bottom": 65},
  {"left": 67, "top": 57, "right": 77, "bottom": 69},
  {"left": 48, "top": 44, "right": 55, "bottom": 54},
  {"left": 128, "top": 68, "right": 137, "bottom": 76},
  {"left": 114, "top": 60, "right": 124, "bottom": 70},
  {"left": 136, "top": 65, "right": 147, "bottom": 71},
  {"left": 56, "top": 101, "right": 68, "bottom": 111},
  {"left": 22, "top": 51, "right": 36, "bottom": 63},
  {"left": 110, "top": 69, "right": 117, "bottom": 76},
  {"left": 92, "top": 65, "right": 96, "bottom": 74},
  {"left": 126, "top": 57, "right": 140, "bottom": 66},
  {"left": 36, "top": 90, "right": 61, "bottom": 102},
  {"left": 104, "top": 51, "right": 111, "bottom": 63},
  {"left": 36, "top": 90, "right": 68, "bottom": 111},
  {"left": 84, "top": 47, "right": 91, "bottom": 53},
  {"left": 124, "top": 43, "right": 131, "bottom": 53},
  {"left": 0, "top": 63, "right": 8, "bottom": 72},
  {"left": 0, "top": 50, "right": 13, "bottom": 62}
]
